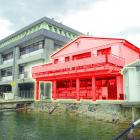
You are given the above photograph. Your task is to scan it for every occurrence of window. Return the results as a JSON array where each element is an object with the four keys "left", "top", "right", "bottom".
[
  {"left": 72, "top": 52, "right": 91, "bottom": 60},
  {"left": 54, "top": 27, "right": 57, "bottom": 33},
  {"left": 1, "top": 67, "right": 12, "bottom": 77},
  {"left": 80, "top": 78, "right": 92, "bottom": 88},
  {"left": 56, "top": 80, "right": 69, "bottom": 88},
  {"left": 54, "top": 59, "right": 58, "bottom": 64},
  {"left": 56, "top": 80, "right": 75, "bottom": 88},
  {"left": 72, "top": 80, "right": 76, "bottom": 88},
  {"left": 97, "top": 47, "right": 111, "bottom": 56},
  {"left": 59, "top": 29, "right": 62, "bottom": 34},
  {"left": 49, "top": 25, "right": 52, "bottom": 30},
  {"left": 2, "top": 52, "right": 13, "bottom": 61},
  {"left": 19, "top": 65, "right": 24, "bottom": 74},
  {"left": 20, "top": 40, "right": 44, "bottom": 56},
  {"left": 65, "top": 56, "right": 70, "bottom": 62}
]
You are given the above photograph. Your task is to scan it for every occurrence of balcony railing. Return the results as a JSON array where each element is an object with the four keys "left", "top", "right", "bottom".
[
  {"left": 20, "top": 49, "right": 44, "bottom": 59},
  {"left": 1, "top": 76, "right": 13, "bottom": 81},
  {"left": 0, "top": 58, "right": 14, "bottom": 65},
  {"left": 107, "top": 54, "right": 125, "bottom": 67},
  {"left": 32, "top": 54, "right": 125, "bottom": 78}
]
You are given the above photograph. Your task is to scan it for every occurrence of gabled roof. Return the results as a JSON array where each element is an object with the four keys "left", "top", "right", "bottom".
[{"left": 51, "top": 36, "right": 140, "bottom": 58}]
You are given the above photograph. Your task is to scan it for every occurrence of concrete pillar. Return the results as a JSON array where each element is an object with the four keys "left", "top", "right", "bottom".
[
  {"left": 0, "top": 54, "right": 2, "bottom": 64},
  {"left": 12, "top": 47, "right": 20, "bottom": 97},
  {"left": 0, "top": 54, "right": 1, "bottom": 81},
  {"left": 12, "top": 85, "right": 19, "bottom": 99},
  {"left": 52, "top": 80, "right": 56, "bottom": 100},
  {"left": 116, "top": 75, "right": 123, "bottom": 100},
  {"left": 92, "top": 76, "right": 96, "bottom": 101},
  {"left": 127, "top": 67, "right": 137, "bottom": 101},
  {"left": 0, "top": 54, "right": 2, "bottom": 81},
  {"left": 0, "top": 70, "right": 1, "bottom": 81},
  {"left": 76, "top": 78, "right": 80, "bottom": 101},
  {"left": 42, "top": 38, "right": 55, "bottom": 99},
  {"left": 35, "top": 80, "right": 40, "bottom": 101},
  {"left": 44, "top": 38, "right": 55, "bottom": 63},
  {"left": 13, "top": 47, "right": 20, "bottom": 80},
  {"left": 131, "top": 107, "right": 139, "bottom": 122}
]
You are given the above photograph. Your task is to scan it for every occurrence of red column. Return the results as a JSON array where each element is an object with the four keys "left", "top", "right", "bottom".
[
  {"left": 76, "top": 78, "right": 80, "bottom": 101},
  {"left": 92, "top": 76, "right": 96, "bottom": 101},
  {"left": 52, "top": 80, "right": 56, "bottom": 100},
  {"left": 116, "top": 76, "right": 123, "bottom": 100},
  {"left": 35, "top": 80, "right": 40, "bottom": 101}
]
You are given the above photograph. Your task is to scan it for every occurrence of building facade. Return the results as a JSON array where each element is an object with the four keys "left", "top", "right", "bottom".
[
  {"left": 0, "top": 17, "right": 82, "bottom": 99},
  {"left": 32, "top": 36, "right": 140, "bottom": 101},
  {"left": 122, "top": 60, "right": 140, "bottom": 102}
]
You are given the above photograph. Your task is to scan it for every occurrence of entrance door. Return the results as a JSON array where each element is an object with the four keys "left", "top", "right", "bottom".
[
  {"left": 96, "top": 77, "right": 117, "bottom": 100},
  {"left": 108, "top": 78, "right": 117, "bottom": 99}
]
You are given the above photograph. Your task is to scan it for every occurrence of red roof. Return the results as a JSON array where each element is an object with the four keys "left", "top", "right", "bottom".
[{"left": 51, "top": 36, "right": 140, "bottom": 58}]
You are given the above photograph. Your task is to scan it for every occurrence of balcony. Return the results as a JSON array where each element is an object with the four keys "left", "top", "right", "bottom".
[
  {"left": 32, "top": 54, "right": 125, "bottom": 79},
  {"left": 3, "top": 59, "right": 14, "bottom": 64},
  {"left": 20, "top": 49, "right": 44, "bottom": 59},
  {"left": 18, "top": 49, "right": 44, "bottom": 64},
  {"left": 1, "top": 76, "right": 12, "bottom": 81},
  {"left": 0, "top": 59, "right": 13, "bottom": 69}
]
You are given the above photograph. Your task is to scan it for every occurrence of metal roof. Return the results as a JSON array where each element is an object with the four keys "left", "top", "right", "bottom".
[
  {"left": 121, "top": 59, "right": 140, "bottom": 74},
  {"left": 0, "top": 17, "right": 83, "bottom": 47},
  {"left": 0, "top": 29, "right": 70, "bottom": 53}
]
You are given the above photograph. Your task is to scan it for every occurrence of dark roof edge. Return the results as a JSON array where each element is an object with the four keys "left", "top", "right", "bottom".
[
  {"left": 0, "top": 16, "right": 83, "bottom": 44},
  {"left": 0, "top": 29, "right": 70, "bottom": 53}
]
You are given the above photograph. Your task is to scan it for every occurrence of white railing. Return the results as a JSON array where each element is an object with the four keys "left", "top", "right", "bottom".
[
  {"left": 1, "top": 76, "right": 12, "bottom": 81},
  {"left": 20, "top": 49, "right": 44, "bottom": 59}
]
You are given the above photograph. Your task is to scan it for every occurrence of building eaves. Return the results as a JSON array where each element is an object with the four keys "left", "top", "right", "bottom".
[
  {"left": 0, "top": 29, "right": 70, "bottom": 53},
  {"left": 0, "top": 16, "right": 83, "bottom": 45}
]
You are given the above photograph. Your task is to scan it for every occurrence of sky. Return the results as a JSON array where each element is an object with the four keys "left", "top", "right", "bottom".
[{"left": 0, "top": 0, "right": 140, "bottom": 47}]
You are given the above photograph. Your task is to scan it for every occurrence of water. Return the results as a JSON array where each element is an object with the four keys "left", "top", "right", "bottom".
[{"left": 0, "top": 111, "right": 137, "bottom": 140}]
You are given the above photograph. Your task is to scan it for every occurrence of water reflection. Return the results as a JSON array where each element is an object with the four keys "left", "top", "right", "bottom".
[{"left": 0, "top": 111, "right": 135, "bottom": 140}]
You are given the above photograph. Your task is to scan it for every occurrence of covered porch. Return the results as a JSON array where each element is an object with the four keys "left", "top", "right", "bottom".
[{"left": 34, "top": 70, "right": 124, "bottom": 101}]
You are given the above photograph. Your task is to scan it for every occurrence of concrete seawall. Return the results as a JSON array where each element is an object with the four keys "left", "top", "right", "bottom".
[
  {"left": 31, "top": 100, "right": 140, "bottom": 124},
  {"left": 0, "top": 99, "right": 34, "bottom": 111}
]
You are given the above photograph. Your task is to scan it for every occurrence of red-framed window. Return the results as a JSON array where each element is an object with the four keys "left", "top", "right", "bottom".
[{"left": 97, "top": 47, "right": 111, "bottom": 56}]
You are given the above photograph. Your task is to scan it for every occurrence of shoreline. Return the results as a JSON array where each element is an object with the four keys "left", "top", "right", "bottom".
[{"left": 31, "top": 100, "right": 140, "bottom": 124}]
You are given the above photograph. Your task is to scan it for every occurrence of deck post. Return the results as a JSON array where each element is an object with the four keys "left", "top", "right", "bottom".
[
  {"left": 76, "top": 78, "right": 80, "bottom": 101},
  {"left": 92, "top": 76, "right": 96, "bottom": 101},
  {"left": 116, "top": 76, "right": 123, "bottom": 100},
  {"left": 52, "top": 80, "right": 56, "bottom": 100},
  {"left": 35, "top": 80, "right": 40, "bottom": 101}
]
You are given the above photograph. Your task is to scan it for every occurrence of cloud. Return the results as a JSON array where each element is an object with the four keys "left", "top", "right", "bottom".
[
  {"left": 61, "top": 0, "right": 140, "bottom": 46},
  {"left": 0, "top": 18, "right": 13, "bottom": 39},
  {"left": 0, "top": 0, "right": 97, "bottom": 30},
  {"left": 62, "top": 0, "right": 140, "bottom": 34},
  {"left": 0, "top": 0, "right": 98, "bottom": 39},
  {"left": 0, "top": 0, "right": 140, "bottom": 47}
]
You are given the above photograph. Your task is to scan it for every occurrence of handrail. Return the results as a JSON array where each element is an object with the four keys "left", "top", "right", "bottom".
[{"left": 112, "top": 118, "right": 140, "bottom": 140}]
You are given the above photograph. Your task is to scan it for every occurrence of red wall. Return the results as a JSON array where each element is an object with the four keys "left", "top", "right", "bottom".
[{"left": 122, "top": 45, "right": 139, "bottom": 65}]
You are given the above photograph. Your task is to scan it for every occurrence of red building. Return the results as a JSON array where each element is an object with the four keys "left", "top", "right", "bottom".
[{"left": 32, "top": 36, "right": 140, "bottom": 101}]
